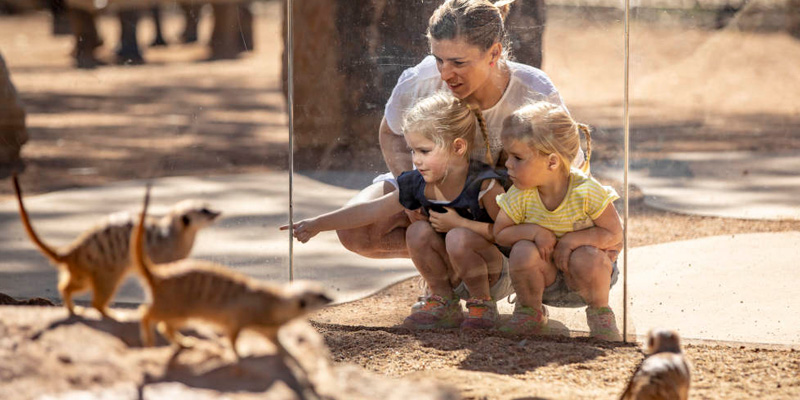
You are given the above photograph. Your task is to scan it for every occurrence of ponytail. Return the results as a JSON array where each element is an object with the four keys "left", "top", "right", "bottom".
[
  {"left": 577, "top": 123, "right": 592, "bottom": 174},
  {"left": 471, "top": 106, "right": 493, "bottom": 166}
]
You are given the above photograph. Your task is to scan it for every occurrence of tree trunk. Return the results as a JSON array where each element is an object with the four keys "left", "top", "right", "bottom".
[
  {"left": 505, "top": 0, "right": 546, "bottom": 69},
  {"left": 788, "top": 0, "right": 800, "bottom": 38},
  {"left": 0, "top": 52, "right": 27, "bottom": 168}
]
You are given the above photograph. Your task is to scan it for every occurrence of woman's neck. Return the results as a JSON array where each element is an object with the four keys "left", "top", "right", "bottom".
[
  {"left": 468, "top": 61, "right": 511, "bottom": 110},
  {"left": 428, "top": 160, "right": 470, "bottom": 201},
  {"left": 537, "top": 172, "right": 570, "bottom": 212}
]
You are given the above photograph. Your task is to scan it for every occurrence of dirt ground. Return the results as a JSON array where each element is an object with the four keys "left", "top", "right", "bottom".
[{"left": 1, "top": 2, "right": 800, "bottom": 399}]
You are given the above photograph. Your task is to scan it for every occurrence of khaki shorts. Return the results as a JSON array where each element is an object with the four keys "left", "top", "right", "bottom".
[{"left": 453, "top": 256, "right": 514, "bottom": 301}]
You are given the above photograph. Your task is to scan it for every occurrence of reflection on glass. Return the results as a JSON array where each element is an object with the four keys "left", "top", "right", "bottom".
[
  {"left": 0, "top": 0, "right": 289, "bottom": 308},
  {"left": 629, "top": 0, "right": 800, "bottom": 345}
]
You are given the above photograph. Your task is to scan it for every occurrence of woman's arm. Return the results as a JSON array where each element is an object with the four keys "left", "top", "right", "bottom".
[
  {"left": 378, "top": 117, "right": 412, "bottom": 178},
  {"left": 280, "top": 191, "right": 405, "bottom": 243},
  {"left": 553, "top": 204, "right": 623, "bottom": 271}
]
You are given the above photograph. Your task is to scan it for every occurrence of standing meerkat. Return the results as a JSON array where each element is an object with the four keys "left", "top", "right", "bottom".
[
  {"left": 11, "top": 174, "right": 220, "bottom": 318},
  {"left": 131, "top": 185, "right": 332, "bottom": 361},
  {"left": 620, "top": 328, "right": 692, "bottom": 400}
]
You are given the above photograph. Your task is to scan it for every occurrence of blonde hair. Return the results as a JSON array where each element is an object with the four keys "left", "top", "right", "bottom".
[
  {"left": 402, "top": 91, "right": 492, "bottom": 164},
  {"left": 502, "top": 101, "right": 592, "bottom": 174},
  {"left": 427, "top": 0, "right": 515, "bottom": 58}
]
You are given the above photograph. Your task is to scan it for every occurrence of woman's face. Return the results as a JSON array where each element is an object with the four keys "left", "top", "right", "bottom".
[
  {"left": 430, "top": 38, "right": 497, "bottom": 101},
  {"left": 405, "top": 131, "right": 451, "bottom": 183}
]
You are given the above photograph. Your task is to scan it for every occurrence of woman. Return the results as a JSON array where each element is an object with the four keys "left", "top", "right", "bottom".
[{"left": 336, "top": 0, "right": 581, "bottom": 259}]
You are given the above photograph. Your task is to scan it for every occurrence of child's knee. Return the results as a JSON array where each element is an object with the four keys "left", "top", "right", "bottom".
[
  {"left": 444, "top": 227, "right": 479, "bottom": 257},
  {"left": 406, "top": 220, "right": 437, "bottom": 247},
  {"left": 569, "top": 246, "right": 612, "bottom": 277},
  {"left": 508, "top": 241, "right": 547, "bottom": 272}
]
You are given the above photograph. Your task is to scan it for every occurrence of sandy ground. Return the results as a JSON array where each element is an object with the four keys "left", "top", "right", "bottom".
[{"left": 1, "top": 3, "right": 800, "bottom": 399}]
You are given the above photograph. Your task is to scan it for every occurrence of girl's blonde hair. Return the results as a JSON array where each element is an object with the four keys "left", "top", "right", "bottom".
[
  {"left": 402, "top": 91, "right": 494, "bottom": 164},
  {"left": 502, "top": 101, "right": 591, "bottom": 174},
  {"left": 427, "top": 0, "right": 515, "bottom": 59}
]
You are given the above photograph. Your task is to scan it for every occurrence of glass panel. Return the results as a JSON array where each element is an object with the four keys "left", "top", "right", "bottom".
[
  {"left": 0, "top": 0, "right": 289, "bottom": 307},
  {"left": 629, "top": 0, "right": 800, "bottom": 345},
  {"left": 289, "top": 0, "right": 628, "bottom": 337}
]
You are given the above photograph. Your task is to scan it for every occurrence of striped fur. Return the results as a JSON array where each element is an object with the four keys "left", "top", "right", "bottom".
[
  {"left": 12, "top": 174, "right": 220, "bottom": 318},
  {"left": 620, "top": 329, "right": 692, "bottom": 400},
  {"left": 132, "top": 186, "right": 332, "bottom": 359}
]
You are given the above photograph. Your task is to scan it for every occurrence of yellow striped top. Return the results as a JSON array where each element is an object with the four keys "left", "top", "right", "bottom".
[{"left": 496, "top": 168, "right": 619, "bottom": 238}]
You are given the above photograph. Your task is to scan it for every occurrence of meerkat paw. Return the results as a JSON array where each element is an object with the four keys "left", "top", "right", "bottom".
[
  {"left": 98, "top": 308, "right": 121, "bottom": 321},
  {"left": 68, "top": 305, "right": 88, "bottom": 317}
]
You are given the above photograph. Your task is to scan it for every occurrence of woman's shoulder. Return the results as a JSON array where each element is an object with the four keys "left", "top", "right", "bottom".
[
  {"left": 506, "top": 60, "right": 559, "bottom": 95},
  {"left": 395, "top": 56, "right": 444, "bottom": 90}
]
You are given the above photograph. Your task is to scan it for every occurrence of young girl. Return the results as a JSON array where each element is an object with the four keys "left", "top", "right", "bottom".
[
  {"left": 493, "top": 101, "right": 623, "bottom": 341},
  {"left": 282, "top": 91, "right": 513, "bottom": 330}
]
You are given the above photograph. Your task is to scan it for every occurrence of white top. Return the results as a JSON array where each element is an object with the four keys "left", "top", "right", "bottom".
[{"left": 385, "top": 55, "right": 583, "bottom": 167}]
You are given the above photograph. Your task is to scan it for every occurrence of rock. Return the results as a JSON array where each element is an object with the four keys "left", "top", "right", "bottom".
[
  {"left": 0, "top": 292, "right": 56, "bottom": 306},
  {"left": 0, "top": 306, "right": 459, "bottom": 400}
]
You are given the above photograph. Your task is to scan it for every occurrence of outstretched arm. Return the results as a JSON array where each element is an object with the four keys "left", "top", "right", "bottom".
[
  {"left": 280, "top": 191, "right": 405, "bottom": 243},
  {"left": 378, "top": 117, "right": 412, "bottom": 178}
]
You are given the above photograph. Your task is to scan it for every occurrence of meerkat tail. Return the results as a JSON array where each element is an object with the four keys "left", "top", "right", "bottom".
[
  {"left": 131, "top": 184, "right": 156, "bottom": 289},
  {"left": 12, "top": 173, "right": 64, "bottom": 264}
]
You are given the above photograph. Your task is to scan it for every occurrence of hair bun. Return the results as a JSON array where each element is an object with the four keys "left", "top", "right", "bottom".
[{"left": 493, "top": 0, "right": 515, "bottom": 20}]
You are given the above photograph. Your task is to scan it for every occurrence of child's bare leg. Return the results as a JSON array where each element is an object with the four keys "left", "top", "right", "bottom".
[
  {"left": 336, "top": 181, "right": 410, "bottom": 259},
  {"left": 508, "top": 240, "right": 557, "bottom": 310},
  {"left": 566, "top": 246, "right": 620, "bottom": 341},
  {"left": 499, "top": 240, "right": 558, "bottom": 334},
  {"left": 406, "top": 220, "right": 455, "bottom": 296},
  {"left": 563, "top": 246, "right": 612, "bottom": 308},
  {"left": 446, "top": 227, "right": 503, "bottom": 300}
]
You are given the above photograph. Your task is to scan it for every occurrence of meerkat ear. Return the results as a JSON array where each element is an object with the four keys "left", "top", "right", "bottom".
[
  {"left": 182, "top": 215, "right": 191, "bottom": 226},
  {"left": 298, "top": 298, "right": 307, "bottom": 309}
]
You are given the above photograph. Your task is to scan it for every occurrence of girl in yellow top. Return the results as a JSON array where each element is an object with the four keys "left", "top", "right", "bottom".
[{"left": 493, "top": 101, "right": 623, "bottom": 341}]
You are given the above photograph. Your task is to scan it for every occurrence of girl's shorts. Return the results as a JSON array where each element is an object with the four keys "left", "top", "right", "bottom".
[
  {"left": 453, "top": 256, "right": 514, "bottom": 301},
  {"left": 542, "top": 261, "right": 619, "bottom": 308}
]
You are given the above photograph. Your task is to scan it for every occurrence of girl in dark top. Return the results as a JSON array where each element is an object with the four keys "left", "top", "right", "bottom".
[{"left": 282, "top": 91, "right": 512, "bottom": 330}]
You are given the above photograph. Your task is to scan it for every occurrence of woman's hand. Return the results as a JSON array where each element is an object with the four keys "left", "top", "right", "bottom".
[
  {"left": 553, "top": 234, "right": 578, "bottom": 272},
  {"left": 429, "top": 207, "right": 464, "bottom": 233},
  {"left": 279, "top": 219, "right": 320, "bottom": 243},
  {"left": 532, "top": 228, "right": 556, "bottom": 262}
]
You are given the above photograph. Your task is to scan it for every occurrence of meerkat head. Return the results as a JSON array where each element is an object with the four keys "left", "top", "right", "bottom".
[
  {"left": 283, "top": 280, "right": 333, "bottom": 316},
  {"left": 646, "top": 328, "right": 683, "bottom": 355},
  {"left": 166, "top": 200, "right": 221, "bottom": 231}
]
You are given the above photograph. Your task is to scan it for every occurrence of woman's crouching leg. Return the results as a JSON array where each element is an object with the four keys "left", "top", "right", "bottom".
[{"left": 335, "top": 181, "right": 410, "bottom": 258}]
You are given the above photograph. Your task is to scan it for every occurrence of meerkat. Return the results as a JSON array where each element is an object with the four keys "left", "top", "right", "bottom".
[
  {"left": 11, "top": 174, "right": 220, "bottom": 318},
  {"left": 131, "top": 184, "right": 332, "bottom": 361},
  {"left": 620, "top": 328, "right": 691, "bottom": 400}
]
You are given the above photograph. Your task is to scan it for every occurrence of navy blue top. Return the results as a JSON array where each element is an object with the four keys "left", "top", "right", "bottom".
[{"left": 397, "top": 160, "right": 507, "bottom": 223}]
